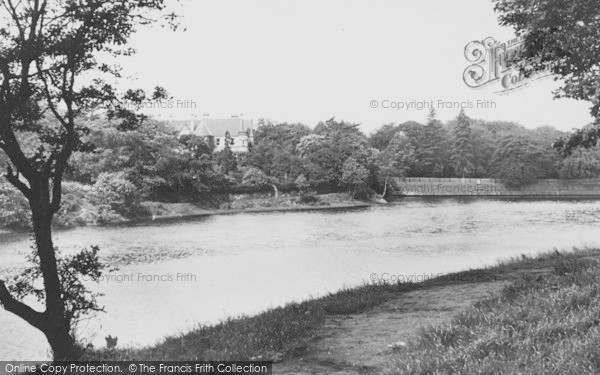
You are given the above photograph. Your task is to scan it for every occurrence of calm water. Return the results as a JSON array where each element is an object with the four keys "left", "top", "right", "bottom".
[{"left": 2, "top": 198, "right": 600, "bottom": 360}]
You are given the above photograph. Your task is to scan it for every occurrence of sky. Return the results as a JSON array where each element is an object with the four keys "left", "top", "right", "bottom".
[{"left": 114, "top": 0, "right": 595, "bottom": 134}]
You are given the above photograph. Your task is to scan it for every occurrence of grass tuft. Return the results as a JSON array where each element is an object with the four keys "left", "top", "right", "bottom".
[{"left": 386, "top": 250, "right": 600, "bottom": 375}]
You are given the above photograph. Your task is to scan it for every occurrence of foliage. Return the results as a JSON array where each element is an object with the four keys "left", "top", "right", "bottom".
[
  {"left": 179, "top": 134, "right": 213, "bottom": 158},
  {"left": 0, "top": 0, "right": 177, "bottom": 360},
  {"left": 9, "top": 246, "right": 106, "bottom": 331},
  {"left": 270, "top": 152, "right": 304, "bottom": 182},
  {"left": 0, "top": 111, "right": 581, "bottom": 233},
  {"left": 450, "top": 109, "right": 475, "bottom": 178},
  {"left": 295, "top": 174, "right": 310, "bottom": 192},
  {"left": 339, "top": 157, "right": 369, "bottom": 196},
  {"left": 90, "top": 172, "right": 138, "bottom": 211},
  {"left": 296, "top": 134, "right": 335, "bottom": 181},
  {"left": 297, "top": 118, "right": 372, "bottom": 184},
  {"left": 491, "top": 134, "right": 550, "bottom": 186},
  {"left": 495, "top": 0, "right": 600, "bottom": 157},
  {"left": 249, "top": 120, "right": 310, "bottom": 182},
  {"left": 494, "top": 0, "right": 600, "bottom": 118},
  {"left": 554, "top": 124, "right": 600, "bottom": 157},
  {"left": 469, "top": 122, "right": 496, "bottom": 176},
  {"left": 216, "top": 132, "right": 238, "bottom": 175},
  {"left": 54, "top": 183, "right": 118, "bottom": 227},
  {"left": 242, "top": 168, "right": 274, "bottom": 187},
  {"left": 559, "top": 146, "right": 600, "bottom": 179},
  {"left": 418, "top": 109, "right": 451, "bottom": 177},
  {"left": 375, "top": 133, "right": 415, "bottom": 194},
  {"left": 297, "top": 193, "right": 320, "bottom": 204},
  {"left": 0, "top": 183, "right": 31, "bottom": 228},
  {"left": 68, "top": 118, "right": 224, "bottom": 194},
  {"left": 369, "top": 123, "right": 402, "bottom": 150}
]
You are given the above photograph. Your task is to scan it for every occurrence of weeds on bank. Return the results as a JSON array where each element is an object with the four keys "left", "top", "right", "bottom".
[{"left": 387, "top": 251, "right": 600, "bottom": 375}]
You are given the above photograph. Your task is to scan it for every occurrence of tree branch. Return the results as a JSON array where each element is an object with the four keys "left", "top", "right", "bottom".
[
  {"left": 0, "top": 280, "right": 46, "bottom": 333},
  {"left": 4, "top": 165, "right": 31, "bottom": 199}
]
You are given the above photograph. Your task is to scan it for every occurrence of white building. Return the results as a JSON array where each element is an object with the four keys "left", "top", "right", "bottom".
[{"left": 169, "top": 118, "right": 254, "bottom": 153}]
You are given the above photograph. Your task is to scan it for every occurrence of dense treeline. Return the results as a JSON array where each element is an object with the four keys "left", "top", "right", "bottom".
[
  {"left": 1, "top": 109, "right": 599, "bottom": 228},
  {"left": 248, "top": 109, "right": 575, "bottom": 189},
  {"left": 65, "top": 108, "right": 600, "bottom": 193}
]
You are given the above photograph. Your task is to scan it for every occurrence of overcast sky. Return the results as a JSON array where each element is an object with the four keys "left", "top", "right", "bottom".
[{"left": 116, "top": 0, "right": 594, "bottom": 133}]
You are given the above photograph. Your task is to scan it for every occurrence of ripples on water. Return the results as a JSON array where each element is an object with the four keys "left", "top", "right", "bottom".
[{"left": 2, "top": 198, "right": 600, "bottom": 360}]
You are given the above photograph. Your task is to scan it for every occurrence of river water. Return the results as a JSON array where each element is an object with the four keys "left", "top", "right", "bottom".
[{"left": 2, "top": 198, "right": 600, "bottom": 360}]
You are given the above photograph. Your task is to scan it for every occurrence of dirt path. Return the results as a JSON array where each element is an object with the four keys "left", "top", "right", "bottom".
[
  {"left": 273, "top": 255, "right": 574, "bottom": 375},
  {"left": 274, "top": 280, "right": 508, "bottom": 374}
]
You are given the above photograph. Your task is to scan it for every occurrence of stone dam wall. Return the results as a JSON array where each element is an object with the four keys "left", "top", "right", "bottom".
[{"left": 392, "top": 177, "right": 600, "bottom": 198}]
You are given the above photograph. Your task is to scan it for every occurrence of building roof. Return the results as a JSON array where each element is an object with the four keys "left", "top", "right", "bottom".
[{"left": 168, "top": 118, "right": 253, "bottom": 138}]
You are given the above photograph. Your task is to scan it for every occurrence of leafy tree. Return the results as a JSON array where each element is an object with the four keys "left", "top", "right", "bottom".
[
  {"left": 249, "top": 120, "right": 309, "bottom": 182},
  {"left": 297, "top": 137, "right": 340, "bottom": 181},
  {"left": 396, "top": 121, "right": 426, "bottom": 176},
  {"left": 375, "top": 133, "right": 415, "bottom": 195},
  {"left": 216, "top": 131, "right": 238, "bottom": 174},
  {"left": 559, "top": 146, "right": 600, "bottom": 179},
  {"left": 419, "top": 109, "right": 450, "bottom": 177},
  {"left": 295, "top": 174, "right": 310, "bottom": 192},
  {"left": 469, "top": 122, "right": 496, "bottom": 177},
  {"left": 298, "top": 118, "right": 370, "bottom": 183},
  {"left": 296, "top": 134, "right": 326, "bottom": 158},
  {"left": 0, "top": 183, "right": 30, "bottom": 228},
  {"left": 90, "top": 171, "right": 138, "bottom": 211},
  {"left": 242, "top": 167, "right": 275, "bottom": 188},
  {"left": 0, "top": 0, "right": 176, "bottom": 359},
  {"left": 495, "top": 0, "right": 600, "bottom": 119},
  {"left": 9, "top": 246, "right": 106, "bottom": 335},
  {"left": 554, "top": 124, "right": 600, "bottom": 157},
  {"left": 69, "top": 118, "right": 196, "bottom": 193},
  {"left": 271, "top": 152, "right": 304, "bottom": 182},
  {"left": 340, "top": 157, "right": 369, "bottom": 196},
  {"left": 495, "top": 0, "right": 600, "bottom": 154},
  {"left": 248, "top": 120, "right": 310, "bottom": 180},
  {"left": 179, "top": 134, "right": 213, "bottom": 159},
  {"left": 450, "top": 110, "right": 475, "bottom": 178},
  {"left": 369, "top": 123, "right": 401, "bottom": 150},
  {"left": 253, "top": 119, "right": 311, "bottom": 147},
  {"left": 491, "top": 134, "right": 549, "bottom": 186}
]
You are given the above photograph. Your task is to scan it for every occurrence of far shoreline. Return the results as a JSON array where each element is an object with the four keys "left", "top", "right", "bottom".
[
  {"left": 0, "top": 193, "right": 372, "bottom": 232},
  {"left": 393, "top": 194, "right": 600, "bottom": 200},
  {"left": 116, "top": 201, "right": 372, "bottom": 227}
]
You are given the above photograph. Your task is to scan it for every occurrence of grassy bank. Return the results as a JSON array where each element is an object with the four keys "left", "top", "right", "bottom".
[
  {"left": 82, "top": 248, "right": 600, "bottom": 370},
  {"left": 387, "top": 249, "right": 600, "bottom": 375},
  {"left": 83, "top": 279, "right": 420, "bottom": 361}
]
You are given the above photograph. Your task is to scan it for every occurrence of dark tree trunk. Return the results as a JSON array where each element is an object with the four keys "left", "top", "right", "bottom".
[{"left": 30, "top": 190, "right": 74, "bottom": 360}]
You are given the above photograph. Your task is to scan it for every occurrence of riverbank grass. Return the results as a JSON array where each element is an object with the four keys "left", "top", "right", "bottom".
[
  {"left": 387, "top": 249, "right": 600, "bottom": 374},
  {"left": 84, "top": 248, "right": 600, "bottom": 372},
  {"left": 83, "top": 281, "right": 419, "bottom": 361}
]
